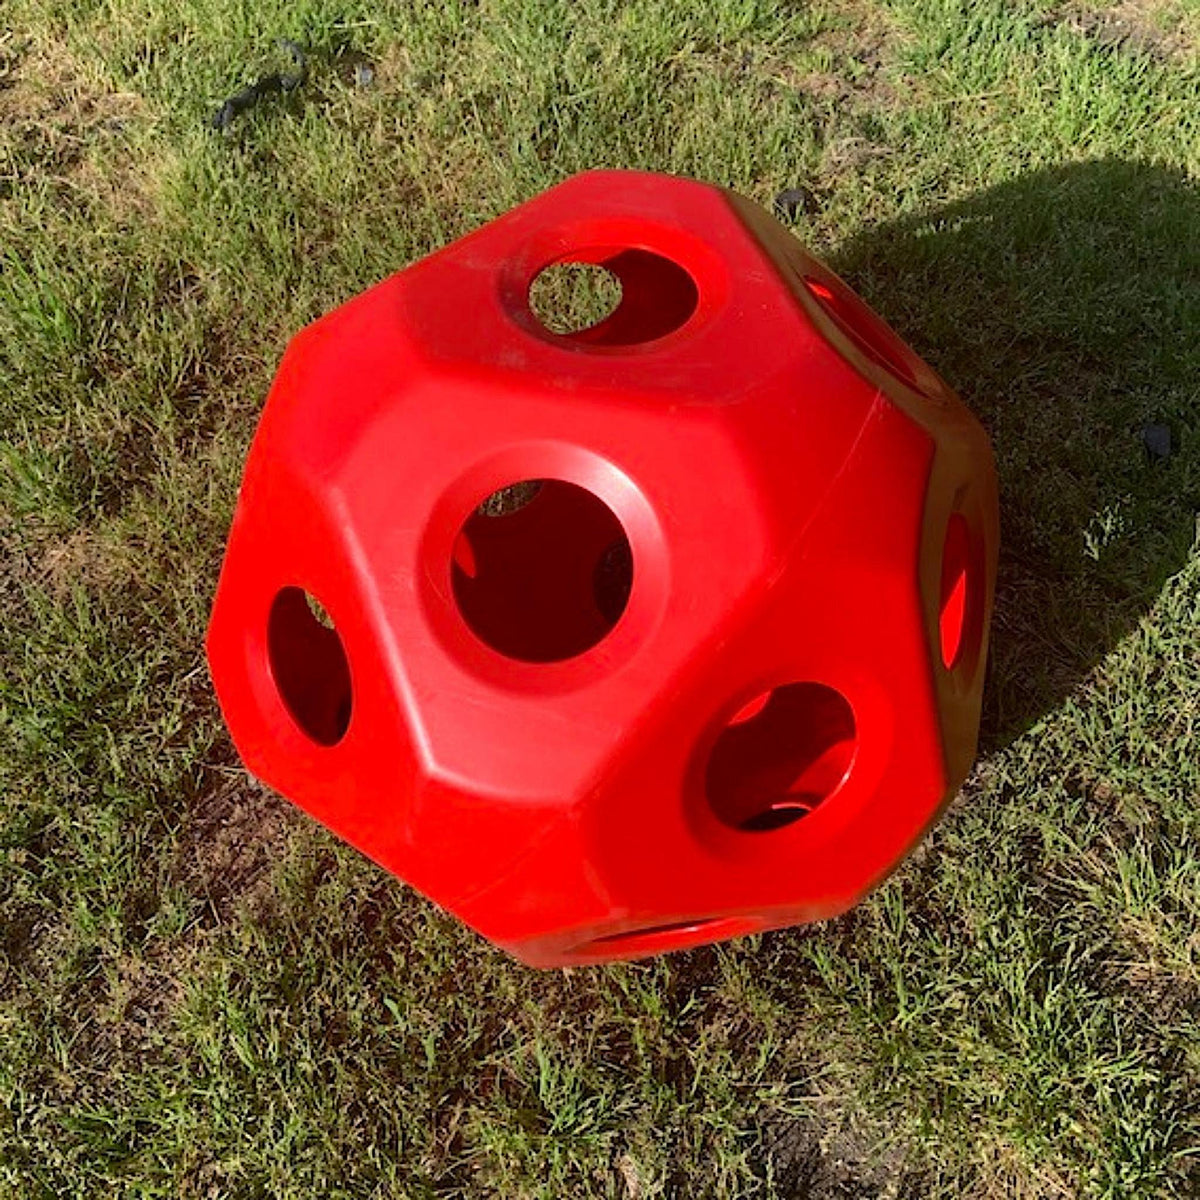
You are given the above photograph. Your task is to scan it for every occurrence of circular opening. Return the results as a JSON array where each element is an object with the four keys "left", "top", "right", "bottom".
[
  {"left": 803, "top": 275, "right": 924, "bottom": 394},
  {"left": 528, "top": 249, "right": 699, "bottom": 346},
  {"left": 587, "top": 918, "right": 721, "bottom": 948},
  {"left": 574, "top": 916, "right": 749, "bottom": 959},
  {"left": 267, "top": 587, "right": 352, "bottom": 746},
  {"left": 939, "top": 513, "right": 974, "bottom": 669},
  {"left": 451, "top": 479, "right": 633, "bottom": 663},
  {"left": 529, "top": 264, "right": 622, "bottom": 336},
  {"left": 706, "top": 683, "right": 856, "bottom": 832}
]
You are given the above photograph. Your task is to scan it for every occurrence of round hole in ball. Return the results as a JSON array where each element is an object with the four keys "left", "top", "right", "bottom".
[
  {"left": 528, "top": 249, "right": 699, "bottom": 346},
  {"left": 451, "top": 479, "right": 633, "bottom": 663},
  {"left": 939, "top": 512, "right": 981, "bottom": 670},
  {"left": 706, "top": 683, "right": 856, "bottom": 832},
  {"left": 267, "top": 587, "right": 352, "bottom": 746}
]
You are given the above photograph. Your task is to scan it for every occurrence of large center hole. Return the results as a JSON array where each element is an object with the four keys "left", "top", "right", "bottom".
[
  {"left": 451, "top": 479, "right": 633, "bottom": 663},
  {"left": 267, "top": 587, "right": 352, "bottom": 746},
  {"left": 706, "top": 683, "right": 856, "bottom": 832},
  {"left": 528, "top": 249, "right": 699, "bottom": 346}
]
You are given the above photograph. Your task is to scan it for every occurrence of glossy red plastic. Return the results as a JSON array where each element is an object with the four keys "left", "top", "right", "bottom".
[{"left": 206, "top": 170, "right": 999, "bottom": 967}]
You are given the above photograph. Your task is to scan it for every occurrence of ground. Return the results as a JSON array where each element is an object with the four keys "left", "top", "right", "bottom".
[{"left": 1, "top": 0, "right": 1198, "bottom": 1196}]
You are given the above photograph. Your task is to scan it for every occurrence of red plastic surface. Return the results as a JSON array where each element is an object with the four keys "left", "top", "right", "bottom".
[{"left": 206, "top": 170, "right": 999, "bottom": 967}]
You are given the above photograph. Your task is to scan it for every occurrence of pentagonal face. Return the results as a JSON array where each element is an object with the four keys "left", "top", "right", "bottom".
[
  {"left": 208, "top": 169, "right": 998, "bottom": 963},
  {"left": 390, "top": 169, "right": 806, "bottom": 399}
]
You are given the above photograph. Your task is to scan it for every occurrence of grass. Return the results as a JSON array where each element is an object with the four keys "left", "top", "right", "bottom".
[{"left": 1, "top": 0, "right": 1199, "bottom": 1195}]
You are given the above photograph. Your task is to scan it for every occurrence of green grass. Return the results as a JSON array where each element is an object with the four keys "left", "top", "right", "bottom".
[{"left": 2, "top": 0, "right": 1199, "bottom": 1195}]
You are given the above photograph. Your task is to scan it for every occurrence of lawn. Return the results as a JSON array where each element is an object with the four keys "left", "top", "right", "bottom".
[{"left": 2, "top": 0, "right": 1199, "bottom": 1195}]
